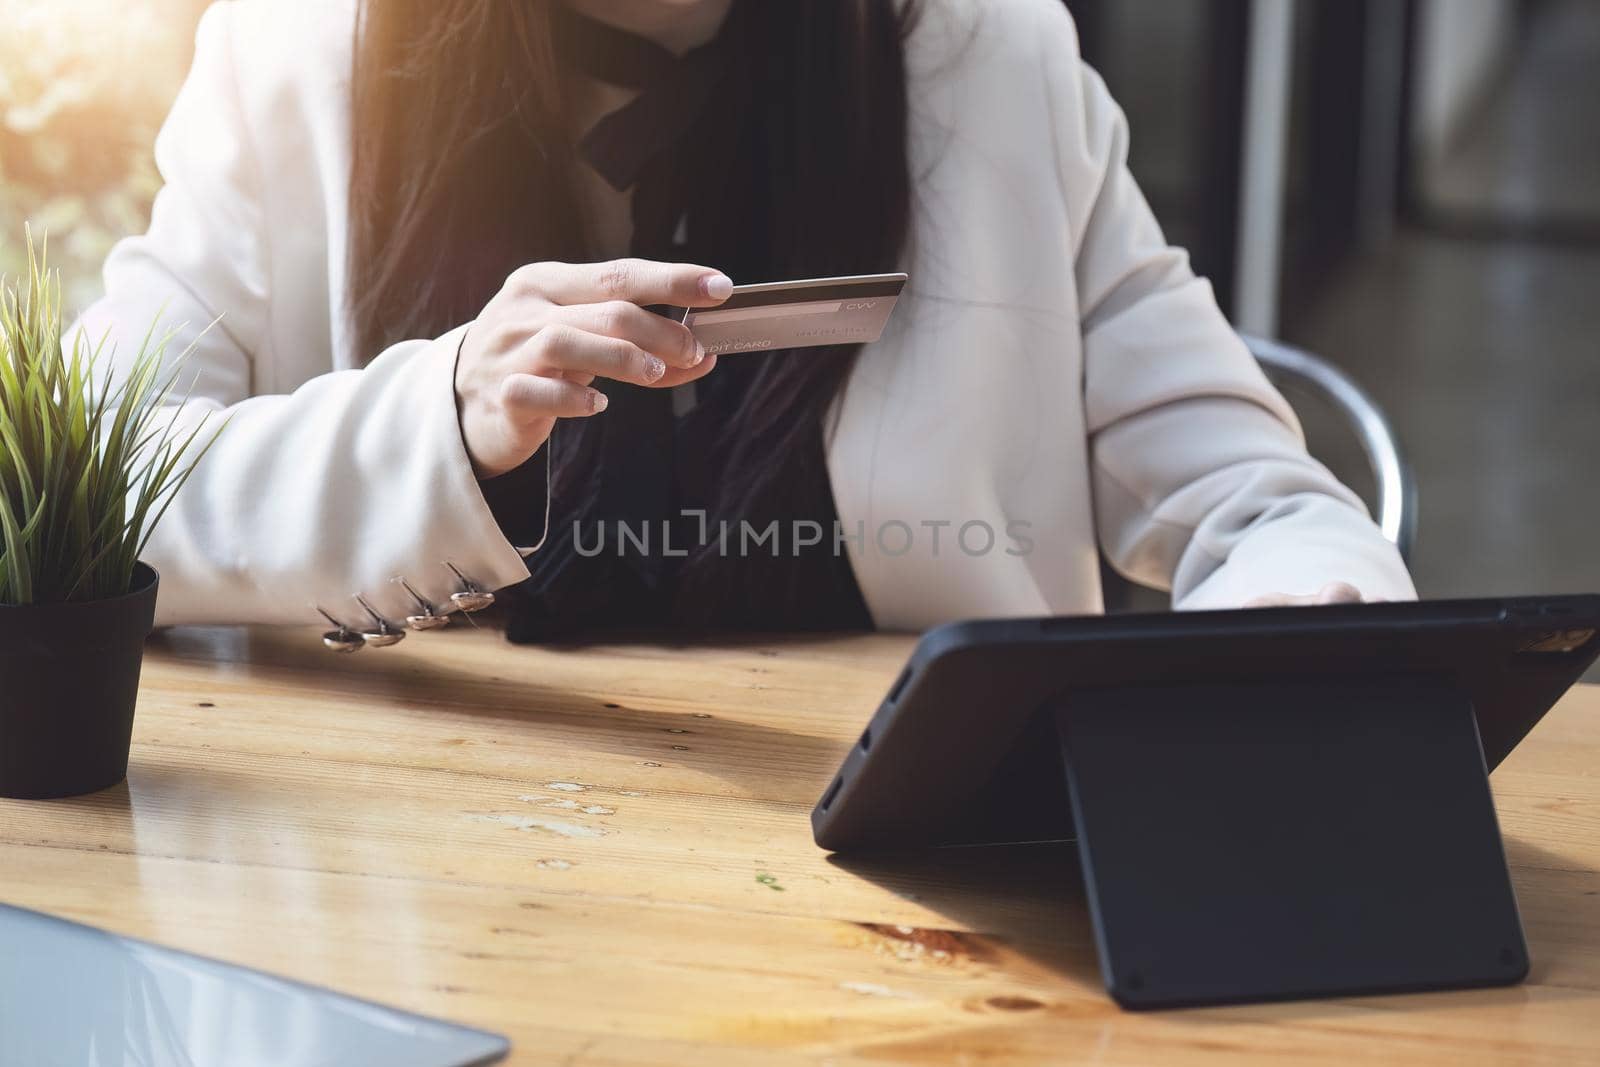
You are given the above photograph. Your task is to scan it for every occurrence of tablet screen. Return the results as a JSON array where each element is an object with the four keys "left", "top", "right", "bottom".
[{"left": 0, "top": 904, "right": 508, "bottom": 1067}]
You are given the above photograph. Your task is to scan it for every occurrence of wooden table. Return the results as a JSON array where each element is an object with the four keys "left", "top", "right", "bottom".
[{"left": 3, "top": 625, "right": 1598, "bottom": 1065}]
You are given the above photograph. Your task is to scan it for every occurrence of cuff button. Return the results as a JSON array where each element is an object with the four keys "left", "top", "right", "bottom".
[
  {"left": 444, "top": 562, "right": 496, "bottom": 613},
  {"left": 355, "top": 594, "right": 406, "bottom": 647},
  {"left": 394, "top": 576, "right": 451, "bottom": 631},
  {"left": 316, "top": 607, "right": 365, "bottom": 653}
]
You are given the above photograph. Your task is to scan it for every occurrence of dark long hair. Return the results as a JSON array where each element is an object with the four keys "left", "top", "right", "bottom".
[{"left": 348, "top": 1, "right": 917, "bottom": 609}]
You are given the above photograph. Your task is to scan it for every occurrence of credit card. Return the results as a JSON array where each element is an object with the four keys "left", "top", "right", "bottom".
[{"left": 681, "top": 272, "right": 907, "bottom": 355}]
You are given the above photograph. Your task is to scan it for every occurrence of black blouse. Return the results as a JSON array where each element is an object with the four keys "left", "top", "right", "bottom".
[{"left": 484, "top": 7, "right": 872, "bottom": 642}]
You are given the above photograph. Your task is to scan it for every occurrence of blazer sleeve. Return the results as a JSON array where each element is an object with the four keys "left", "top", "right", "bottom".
[
  {"left": 68, "top": 4, "right": 531, "bottom": 628},
  {"left": 1040, "top": 13, "right": 1416, "bottom": 607}
]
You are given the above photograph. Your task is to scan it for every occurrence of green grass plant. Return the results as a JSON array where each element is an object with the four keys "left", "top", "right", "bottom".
[{"left": 0, "top": 229, "right": 221, "bottom": 604}]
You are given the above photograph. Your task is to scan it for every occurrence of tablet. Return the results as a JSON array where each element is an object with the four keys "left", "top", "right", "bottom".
[
  {"left": 812, "top": 595, "right": 1600, "bottom": 852},
  {"left": 0, "top": 904, "right": 510, "bottom": 1066},
  {"left": 812, "top": 595, "right": 1600, "bottom": 1007}
]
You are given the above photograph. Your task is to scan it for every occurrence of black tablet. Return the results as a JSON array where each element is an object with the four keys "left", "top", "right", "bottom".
[{"left": 811, "top": 595, "right": 1600, "bottom": 1008}]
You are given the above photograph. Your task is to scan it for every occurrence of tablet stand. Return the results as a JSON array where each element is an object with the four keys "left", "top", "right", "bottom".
[{"left": 1050, "top": 675, "right": 1529, "bottom": 1008}]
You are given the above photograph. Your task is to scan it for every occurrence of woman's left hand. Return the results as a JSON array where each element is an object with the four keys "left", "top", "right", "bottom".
[{"left": 1244, "top": 582, "right": 1370, "bottom": 608}]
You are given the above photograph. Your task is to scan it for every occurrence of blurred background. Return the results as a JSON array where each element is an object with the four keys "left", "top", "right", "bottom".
[
  {"left": 1067, "top": 0, "right": 1600, "bottom": 610},
  {"left": 2, "top": 0, "right": 1596, "bottom": 604},
  {"left": 0, "top": 0, "right": 209, "bottom": 308}
]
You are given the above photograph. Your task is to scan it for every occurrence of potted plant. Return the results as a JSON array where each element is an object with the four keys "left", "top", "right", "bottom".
[{"left": 0, "top": 233, "right": 221, "bottom": 799}]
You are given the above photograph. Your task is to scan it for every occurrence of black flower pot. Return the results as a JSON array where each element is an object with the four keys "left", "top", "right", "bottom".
[{"left": 0, "top": 563, "right": 159, "bottom": 799}]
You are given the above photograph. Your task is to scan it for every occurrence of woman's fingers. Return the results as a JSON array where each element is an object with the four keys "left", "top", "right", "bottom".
[
  {"left": 499, "top": 373, "right": 608, "bottom": 422},
  {"left": 1315, "top": 581, "right": 1364, "bottom": 604},
  {"left": 519, "top": 322, "right": 720, "bottom": 389},
  {"left": 524, "top": 324, "right": 670, "bottom": 386},
  {"left": 498, "top": 352, "right": 717, "bottom": 436},
  {"left": 514, "top": 258, "right": 733, "bottom": 309},
  {"left": 1244, "top": 582, "right": 1366, "bottom": 609},
  {"left": 495, "top": 352, "right": 715, "bottom": 429},
  {"left": 553, "top": 300, "right": 705, "bottom": 369},
  {"left": 655, "top": 351, "right": 718, "bottom": 389},
  {"left": 459, "top": 258, "right": 734, "bottom": 478}
]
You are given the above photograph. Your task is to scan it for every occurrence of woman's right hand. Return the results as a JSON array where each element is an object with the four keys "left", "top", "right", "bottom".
[{"left": 454, "top": 258, "right": 732, "bottom": 479}]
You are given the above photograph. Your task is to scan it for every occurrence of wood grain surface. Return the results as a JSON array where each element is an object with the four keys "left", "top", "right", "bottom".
[{"left": 2, "top": 623, "right": 1597, "bottom": 1065}]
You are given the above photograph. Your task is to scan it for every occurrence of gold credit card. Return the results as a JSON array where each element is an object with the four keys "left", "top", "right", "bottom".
[{"left": 681, "top": 272, "right": 908, "bottom": 355}]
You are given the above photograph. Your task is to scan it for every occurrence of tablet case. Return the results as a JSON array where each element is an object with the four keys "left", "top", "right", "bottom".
[
  {"left": 813, "top": 597, "right": 1600, "bottom": 1009},
  {"left": 1057, "top": 677, "right": 1526, "bottom": 1008}
]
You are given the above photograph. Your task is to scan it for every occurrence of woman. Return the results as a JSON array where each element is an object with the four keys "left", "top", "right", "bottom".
[{"left": 74, "top": 0, "right": 1413, "bottom": 645}]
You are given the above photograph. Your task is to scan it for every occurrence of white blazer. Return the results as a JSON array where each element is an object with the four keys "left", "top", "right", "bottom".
[{"left": 73, "top": 0, "right": 1415, "bottom": 632}]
